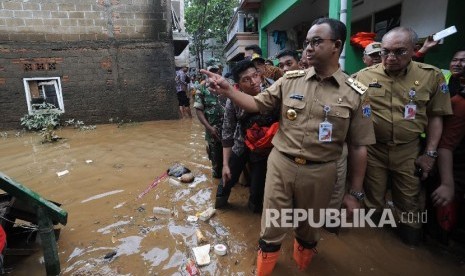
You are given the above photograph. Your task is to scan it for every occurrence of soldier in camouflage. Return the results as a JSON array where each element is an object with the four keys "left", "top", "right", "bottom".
[{"left": 194, "top": 65, "right": 227, "bottom": 179}]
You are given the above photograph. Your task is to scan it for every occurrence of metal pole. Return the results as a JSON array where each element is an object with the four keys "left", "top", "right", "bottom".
[{"left": 339, "top": 0, "right": 347, "bottom": 70}]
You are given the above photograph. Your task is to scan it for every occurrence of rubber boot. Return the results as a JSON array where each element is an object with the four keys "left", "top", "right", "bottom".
[
  {"left": 256, "top": 249, "right": 280, "bottom": 276},
  {"left": 293, "top": 239, "right": 317, "bottom": 271},
  {"left": 214, "top": 181, "right": 231, "bottom": 209}
]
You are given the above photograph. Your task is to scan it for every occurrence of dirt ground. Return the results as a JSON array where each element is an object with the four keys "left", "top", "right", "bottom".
[{"left": 0, "top": 118, "right": 464, "bottom": 275}]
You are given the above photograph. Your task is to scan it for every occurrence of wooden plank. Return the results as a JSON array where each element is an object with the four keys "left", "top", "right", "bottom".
[
  {"left": 0, "top": 172, "right": 67, "bottom": 225},
  {"left": 37, "top": 207, "right": 60, "bottom": 276}
]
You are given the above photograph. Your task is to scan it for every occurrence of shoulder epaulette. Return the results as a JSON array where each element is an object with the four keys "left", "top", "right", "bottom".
[
  {"left": 346, "top": 77, "right": 368, "bottom": 95},
  {"left": 417, "top": 62, "right": 441, "bottom": 72},
  {"left": 284, "top": 70, "right": 306, "bottom": 79}
]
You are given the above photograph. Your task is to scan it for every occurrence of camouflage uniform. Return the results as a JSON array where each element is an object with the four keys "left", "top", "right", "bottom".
[{"left": 194, "top": 85, "right": 226, "bottom": 178}]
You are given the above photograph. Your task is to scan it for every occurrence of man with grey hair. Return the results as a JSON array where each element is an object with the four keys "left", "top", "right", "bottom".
[{"left": 354, "top": 27, "right": 452, "bottom": 245}]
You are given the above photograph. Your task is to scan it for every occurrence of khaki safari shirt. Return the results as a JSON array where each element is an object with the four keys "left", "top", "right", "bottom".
[
  {"left": 254, "top": 67, "right": 375, "bottom": 162},
  {"left": 355, "top": 61, "right": 453, "bottom": 144}
]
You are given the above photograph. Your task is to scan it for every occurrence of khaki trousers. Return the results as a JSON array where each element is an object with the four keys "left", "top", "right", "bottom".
[
  {"left": 327, "top": 142, "right": 348, "bottom": 209},
  {"left": 364, "top": 140, "right": 422, "bottom": 228},
  {"left": 260, "top": 148, "right": 336, "bottom": 245}
]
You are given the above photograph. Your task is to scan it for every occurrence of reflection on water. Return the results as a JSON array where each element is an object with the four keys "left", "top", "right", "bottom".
[
  {"left": 0, "top": 119, "right": 464, "bottom": 275},
  {"left": 81, "top": 189, "right": 124, "bottom": 203},
  {"left": 141, "top": 247, "right": 169, "bottom": 267},
  {"left": 97, "top": 220, "right": 131, "bottom": 234},
  {"left": 116, "top": 236, "right": 143, "bottom": 256}
]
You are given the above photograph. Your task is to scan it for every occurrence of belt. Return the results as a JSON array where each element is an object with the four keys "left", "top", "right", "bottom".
[
  {"left": 280, "top": 151, "right": 326, "bottom": 165},
  {"left": 377, "top": 138, "right": 419, "bottom": 147}
]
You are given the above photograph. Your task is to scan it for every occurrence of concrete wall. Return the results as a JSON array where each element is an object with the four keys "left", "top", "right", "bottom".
[
  {"left": 0, "top": 0, "right": 178, "bottom": 130},
  {"left": 352, "top": 0, "right": 448, "bottom": 37}
]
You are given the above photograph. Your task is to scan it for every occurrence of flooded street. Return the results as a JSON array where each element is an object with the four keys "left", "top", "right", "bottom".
[{"left": 1, "top": 118, "right": 464, "bottom": 275}]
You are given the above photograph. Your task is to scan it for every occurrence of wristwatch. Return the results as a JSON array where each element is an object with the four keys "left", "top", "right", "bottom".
[
  {"left": 425, "top": 150, "right": 438, "bottom": 158},
  {"left": 349, "top": 190, "right": 365, "bottom": 201}
]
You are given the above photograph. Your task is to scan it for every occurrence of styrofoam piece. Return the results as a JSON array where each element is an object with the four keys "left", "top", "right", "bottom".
[
  {"left": 57, "top": 170, "right": 69, "bottom": 177},
  {"left": 192, "top": 244, "right": 210, "bottom": 266}
]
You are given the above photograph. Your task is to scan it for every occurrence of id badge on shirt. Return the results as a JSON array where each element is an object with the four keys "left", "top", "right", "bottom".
[
  {"left": 404, "top": 104, "right": 416, "bottom": 120},
  {"left": 319, "top": 122, "right": 333, "bottom": 142}
]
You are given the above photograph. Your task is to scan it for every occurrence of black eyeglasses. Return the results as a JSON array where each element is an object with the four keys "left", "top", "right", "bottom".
[
  {"left": 379, "top": 49, "right": 409, "bottom": 58},
  {"left": 303, "top": 38, "right": 336, "bottom": 49}
]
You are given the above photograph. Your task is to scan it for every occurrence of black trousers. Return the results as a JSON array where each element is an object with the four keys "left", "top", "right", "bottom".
[{"left": 216, "top": 150, "right": 268, "bottom": 207}]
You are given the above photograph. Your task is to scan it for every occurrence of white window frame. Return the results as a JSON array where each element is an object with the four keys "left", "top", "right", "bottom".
[{"left": 23, "top": 77, "right": 64, "bottom": 115}]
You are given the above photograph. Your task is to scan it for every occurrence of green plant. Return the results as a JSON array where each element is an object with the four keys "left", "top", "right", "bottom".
[
  {"left": 20, "top": 102, "right": 62, "bottom": 143},
  {"left": 64, "top": 118, "right": 96, "bottom": 131}
]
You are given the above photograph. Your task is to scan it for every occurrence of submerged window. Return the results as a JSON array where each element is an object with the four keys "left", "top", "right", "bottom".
[{"left": 23, "top": 77, "right": 64, "bottom": 115}]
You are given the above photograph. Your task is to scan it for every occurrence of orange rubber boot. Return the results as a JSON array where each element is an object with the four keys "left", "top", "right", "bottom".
[
  {"left": 293, "top": 239, "right": 317, "bottom": 271},
  {"left": 256, "top": 249, "right": 280, "bottom": 276}
]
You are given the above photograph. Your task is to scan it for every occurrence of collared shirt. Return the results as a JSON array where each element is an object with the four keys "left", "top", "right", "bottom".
[
  {"left": 222, "top": 80, "right": 277, "bottom": 156},
  {"left": 175, "top": 69, "right": 188, "bottom": 92},
  {"left": 221, "top": 97, "right": 247, "bottom": 156},
  {"left": 254, "top": 67, "right": 375, "bottom": 162},
  {"left": 355, "top": 61, "right": 453, "bottom": 144}
]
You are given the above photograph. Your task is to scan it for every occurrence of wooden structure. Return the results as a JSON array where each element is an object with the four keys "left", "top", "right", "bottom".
[{"left": 0, "top": 172, "right": 68, "bottom": 275}]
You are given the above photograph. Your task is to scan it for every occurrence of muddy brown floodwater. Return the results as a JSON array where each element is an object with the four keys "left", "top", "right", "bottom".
[{"left": 0, "top": 118, "right": 464, "bottom": 275}]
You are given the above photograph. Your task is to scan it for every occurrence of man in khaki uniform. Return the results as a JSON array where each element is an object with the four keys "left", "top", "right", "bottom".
[
  {"left": 202, "top": 18, "right": 375, "bottom": 275},
  {"left": 354, "top": 27, "right": 452, "bottom": 245}
]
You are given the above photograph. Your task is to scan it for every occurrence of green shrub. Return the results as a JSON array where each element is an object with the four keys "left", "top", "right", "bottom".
[{"left": 20, "top": 102, "right": 62, "bottom": 142}]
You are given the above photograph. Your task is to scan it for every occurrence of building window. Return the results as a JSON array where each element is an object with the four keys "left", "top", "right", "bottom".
[
  {"left": 352, "top": 3, "right": 402, "bottom": 41},
  {"left": 23, "top": 77, "right": 64, "bottom": 115}
]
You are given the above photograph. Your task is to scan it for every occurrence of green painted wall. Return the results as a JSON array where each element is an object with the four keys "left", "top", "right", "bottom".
[
  {"left": 344, "top": 0, "right": 365, "bottom": 74},
  {"left": 424, "top": 0, "right": 465, "bottom": 70},
  {"left": 328, "top": 0, "right": 340, "bottom": 19},
  {"left": 259, "top": 0, "right": 301, "bottom": 57},
  {"left": 328, "top": 0, "right": 363, "bottom": 74}
]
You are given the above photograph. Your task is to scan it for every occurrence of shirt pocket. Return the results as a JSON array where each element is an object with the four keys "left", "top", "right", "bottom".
[
  {"left": 414, "top": 91, "right": 430, "bottom": 110},
  {"left": 369, "top": 88, "right": 387, "bottom": 110},
  {"left": 327, "top": 106, "right": 350, "bottom": 142},
  {"left": 283, "top": 98, "right": 307, "bottom": 125}
]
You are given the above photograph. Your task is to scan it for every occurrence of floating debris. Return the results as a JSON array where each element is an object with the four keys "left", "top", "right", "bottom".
[
  {"left": 169, "top": 177, "right": 181, "bottom": 185},
  {"left": 214, "top": 244, "right": 227, "bottom": 256},
  {"left": 196, "top": 229, "right": 206, "bottom": 244},
  {"left": 56, "top": 170, "right": 69, "bottom": 177},
  {"left": 192, "top": 244, "right": 211, "bottom": 266},
  {"left": 198, "top": 207, "right": 216, "bottom": 222},
  {"left": 167, "top": 163, "right": 191, "bottom": 177},
  {"left": 187, "top": 215, "right": 198, "bottom": 223},
  {"left": 186, "top": 258, "right": 200, "bottom": 275},
  {"left": 180, "top": 173, "right": 194, "bottom": 183},
  {"left": 103, "top": 250, "right": 117, "bottom": 260},
  {"left": 153, "top": 207, "right": 171, "bottom": 216}
]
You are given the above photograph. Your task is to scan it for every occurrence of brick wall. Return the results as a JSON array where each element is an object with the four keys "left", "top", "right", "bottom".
[
  {"left": 0, "top": 0, "right": 178, "bottom": 130},
  {"left": 0, "top": 0, "right": 171, "bottom": 42}
]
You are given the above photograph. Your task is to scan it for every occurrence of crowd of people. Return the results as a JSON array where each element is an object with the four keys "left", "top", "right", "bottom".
[{"left": 175, "top": 17, "right": 464, "bottom": 275}]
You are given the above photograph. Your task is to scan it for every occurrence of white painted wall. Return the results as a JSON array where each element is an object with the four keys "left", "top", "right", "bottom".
[
  {"left": 352, "top": 0, "right": 448, "bottom": 37},
  {"left": 172, "top": 0, "right": 190, "bottom": 67},
  {"left": 401, "top": 0, "right": 448, "bottom": 37}
]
